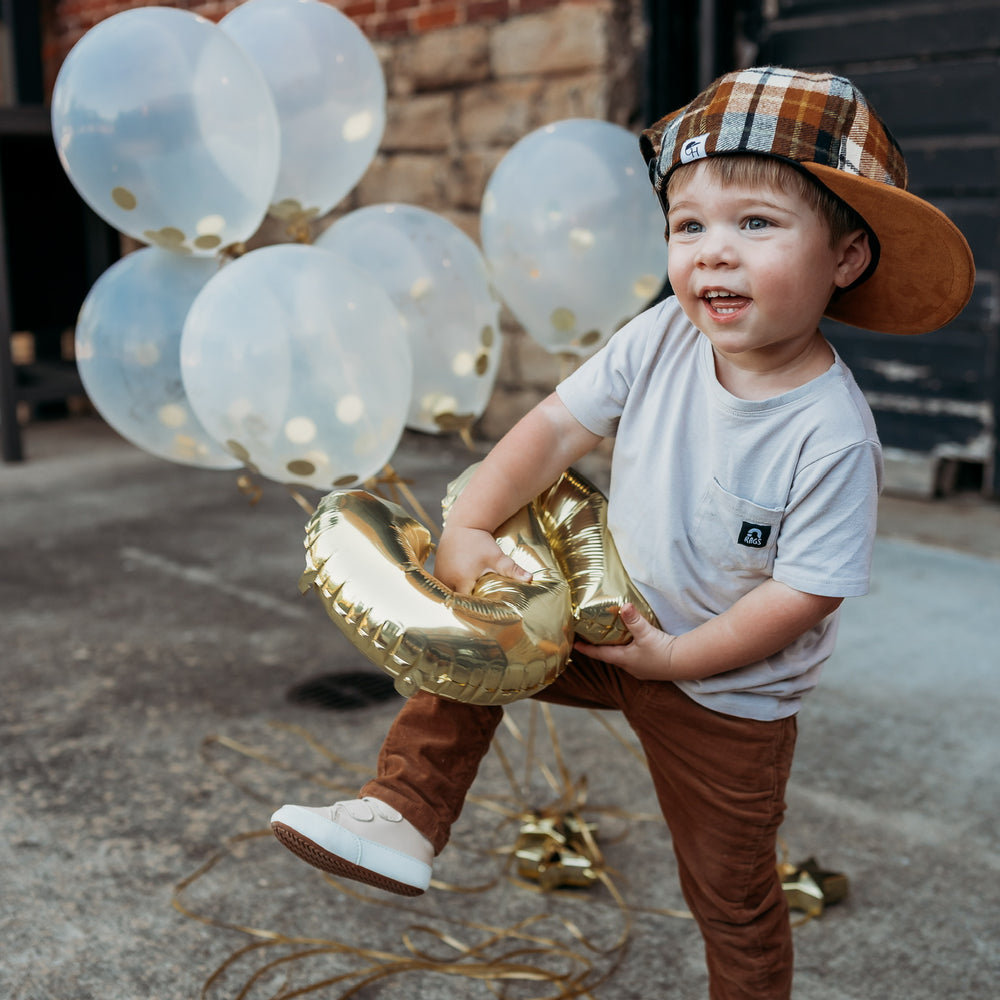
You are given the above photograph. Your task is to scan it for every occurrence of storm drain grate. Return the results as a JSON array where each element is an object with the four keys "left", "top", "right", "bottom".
[{"left": 286, "top": 670, "right": 399, "bottom": 710}]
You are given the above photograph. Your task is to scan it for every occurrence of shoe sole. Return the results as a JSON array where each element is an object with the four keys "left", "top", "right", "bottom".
[{"left": 271, "top": 821, "right": 426, "bottom": 897}]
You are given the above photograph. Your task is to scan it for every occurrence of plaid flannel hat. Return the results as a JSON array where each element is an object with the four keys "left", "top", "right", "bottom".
[{"left": 640, "top": 67, "right": 975, "bottom": 335}]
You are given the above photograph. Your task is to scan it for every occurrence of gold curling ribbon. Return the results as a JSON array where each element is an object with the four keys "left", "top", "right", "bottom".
[
  {"left": 431, "top": 411, "right": 478, "bottom": 449},
  {"left": 286, "top": 486, "right": 316, "bottom": 516},
  {"left": 236, "top": 473, "right": 263, "bottom": 506},
  {"left": 180, "top": 708, "right": 837, "bottom": 997},
  {"left": 286, "top": 218, "right": 315, "bottom": 244},
  {"left": 368, "top": 463, "right": 439, "bottom": 540},
  {"left": 177, "top": 707, "right": 663, "bottom": 998},
  {"left": 174, "top": 839, "right": 613, "bottom": 1000}
]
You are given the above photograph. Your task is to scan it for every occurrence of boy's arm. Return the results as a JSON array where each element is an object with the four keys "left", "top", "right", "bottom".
[
  {"left": 575, "top": 579, "right": 843, "bottom": 682},
  {"left": 435, "top": 392, "right": 603, "bottom": 594}
]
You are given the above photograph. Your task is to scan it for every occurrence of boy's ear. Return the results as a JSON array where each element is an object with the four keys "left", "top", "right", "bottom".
[{"left": 835, "top": 228, "right": 874, "bottom": 290}]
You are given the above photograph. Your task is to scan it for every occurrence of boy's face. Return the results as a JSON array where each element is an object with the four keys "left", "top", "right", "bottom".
[{"left": 665, "top": 161, "right": 862, "bottom": 377}]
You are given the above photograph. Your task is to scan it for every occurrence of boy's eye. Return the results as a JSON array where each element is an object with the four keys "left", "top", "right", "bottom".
[
  {"left": 744, "top": 217, "right": 770, "bottom": 230},
  {"left": 672, "top": 220, "right": 703, "bottom": 235}
]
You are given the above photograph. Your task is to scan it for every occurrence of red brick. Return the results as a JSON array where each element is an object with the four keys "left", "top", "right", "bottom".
[
  {"left": 515, "top": 0, "right": 561, "bottom": 13},
  {"left": 52, "top": 0, "right": 87, "bottom": 18},
  {"left": 467, "top": 0, "right": 509, "bottom": 23},
  {"left": 352, "top": 13, "right": 377, "bottom": 33},
  {"left": 341, "top": 0, "right": 377, "bottom": 17},
  {"left": 373, "top": 12, "right": 412, "bottom": 37},
  {"left": 414, "top": 4, "right": 460, "bottom": 31}
]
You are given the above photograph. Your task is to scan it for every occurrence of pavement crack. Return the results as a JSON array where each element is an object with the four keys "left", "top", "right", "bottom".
[{"left": 119, "top": 546, "right": 309, "bottom": 621}]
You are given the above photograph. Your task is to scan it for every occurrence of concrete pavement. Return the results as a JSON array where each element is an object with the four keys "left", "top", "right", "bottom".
[{"left": 2, "top": 415, "right": 998, "bottom": 999}]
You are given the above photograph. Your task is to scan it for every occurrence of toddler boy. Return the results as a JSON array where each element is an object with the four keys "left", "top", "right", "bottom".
[{"left": 271, "top": 67, "right": 974, "bottom": 999}]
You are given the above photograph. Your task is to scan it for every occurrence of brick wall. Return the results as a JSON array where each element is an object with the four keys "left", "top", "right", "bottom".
[
  {"left": 43, "top": 0, "right": 649, "bottom": 440},
  {"left": 337, "top": 0, "right": 573, "bottom": 40},
  {"left": 44, "top": 0, "right": 576, "bottom": 68}
]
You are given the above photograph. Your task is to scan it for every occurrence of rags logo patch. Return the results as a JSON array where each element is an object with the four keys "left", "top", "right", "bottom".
[
  {"left": 680, "top": 133, "right": 710, "bottom": 163},
  {"left": 738, "top": 521, "right": 772, "bottom": 548}
]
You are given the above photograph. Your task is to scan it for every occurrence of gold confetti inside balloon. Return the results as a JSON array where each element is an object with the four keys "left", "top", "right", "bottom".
[
  {"left": 74, "top": 247, "right": 241, "bottom": 470},
  {"left": 300, "top": 467, "right": 656, "bottom": 705},
  {"left": 51, "top": 7, "right": 279, "bottom": 255},
  {"left": 480, "top": 119, "right": 669, "bottom": 358},
  {"left": 316, "top": 204, "right": 501, "bottom": 436},
  {"left": 180, "top": 244, "right": 412, "bottom": 490},
  {"left": 220, "top": 0, "right": 386, "bottom": 225}
]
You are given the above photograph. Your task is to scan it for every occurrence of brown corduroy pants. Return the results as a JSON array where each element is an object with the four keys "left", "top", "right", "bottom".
[{"left": 361, "top": 652, "right": 797, "bottom": 1000}]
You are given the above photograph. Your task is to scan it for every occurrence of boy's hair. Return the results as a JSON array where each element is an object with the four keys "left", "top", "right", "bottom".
[{"left": 666, "top": 154, "right": 868, "bottom": 247}]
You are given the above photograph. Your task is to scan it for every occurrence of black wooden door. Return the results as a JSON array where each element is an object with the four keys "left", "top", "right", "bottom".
[{"left": 756, "top": 0, "right": 1000, "bottom": 497}]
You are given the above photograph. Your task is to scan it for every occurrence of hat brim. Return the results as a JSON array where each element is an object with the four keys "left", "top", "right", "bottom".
[{"left": 804, "top": 163, "right": 975, "bottom": 335}]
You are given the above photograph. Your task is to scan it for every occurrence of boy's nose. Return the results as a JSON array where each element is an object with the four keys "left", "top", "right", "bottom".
[{"left": 695, "top": 229, "right": 736, "bottom": 267}]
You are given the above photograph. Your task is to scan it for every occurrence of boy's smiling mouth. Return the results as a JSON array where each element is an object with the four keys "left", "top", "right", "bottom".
[{"left": 702, "top": 289, "right": 751, "bottom": 318}]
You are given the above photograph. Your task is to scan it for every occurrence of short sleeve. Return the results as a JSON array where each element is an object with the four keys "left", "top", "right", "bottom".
[
  {"left": 772, "top": 440, "right": 882, "bottom": 597},
  {"left": 556, "top": 298, "right": 678, "bottom": 437}
]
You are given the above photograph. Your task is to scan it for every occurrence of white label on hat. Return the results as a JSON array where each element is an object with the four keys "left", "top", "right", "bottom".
[{"left": 680, "top": 134, "right": 710, "bottom": 163}]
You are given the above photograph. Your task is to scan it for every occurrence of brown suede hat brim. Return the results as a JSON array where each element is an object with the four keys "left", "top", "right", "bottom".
[{"left": 804, "top": 163, "right": 975, "bottom": 335}]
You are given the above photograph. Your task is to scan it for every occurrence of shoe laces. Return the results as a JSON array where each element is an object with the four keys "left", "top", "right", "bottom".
[{"left": 338, "top": 797, "right": 402, "bottom": 823}]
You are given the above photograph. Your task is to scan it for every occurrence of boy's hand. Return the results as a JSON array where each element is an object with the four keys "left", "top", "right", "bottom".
[
  {"left": 573, "top": 603, "right": 679, "bottom": 681},
  {"left": 575, "top": 582, "right": 844, "bottom": 683},
  {"left": 434, "top": 525, "right": 532, "bottom": 595}
]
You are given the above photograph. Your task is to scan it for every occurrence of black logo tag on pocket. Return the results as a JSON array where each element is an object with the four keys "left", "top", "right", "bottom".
[{"left": 738, "top": 522, "right": 772, "bottom": 548}]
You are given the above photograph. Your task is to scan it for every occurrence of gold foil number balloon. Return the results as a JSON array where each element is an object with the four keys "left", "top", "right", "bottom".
[
  {"left": 536, "top": 469, "right": 659, "bottom": 642},
  {"left": 300, "top": 468, "right": 657, "bottom": 705},
  {"left": 301, "top": 490, "right": 573, "bottom": 705}
]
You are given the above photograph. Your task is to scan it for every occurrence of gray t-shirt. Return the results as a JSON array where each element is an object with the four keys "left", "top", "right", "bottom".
[{"left": 557, "top": 297, "right": 883, "bottom": 720}]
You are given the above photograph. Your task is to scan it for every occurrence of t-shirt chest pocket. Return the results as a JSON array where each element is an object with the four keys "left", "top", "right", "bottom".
[{"left": 692, "top": 478, "right": 784, "bottom": 574}]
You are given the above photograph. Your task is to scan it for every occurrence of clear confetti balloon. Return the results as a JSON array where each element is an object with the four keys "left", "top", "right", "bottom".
[
  {"left": 180, "top": 244, "right": 412, "bottom": 490},
  {"left": 316, "top": 204, "right": 501, "bottom": 436},
  {"left": 481, "top": 118, "right": 669, "bottom": 356},
  {"left": 220, "top": 0, "right": 386, "bottom": 225},
  {"left": 74, "top": 248, "right": 240, "bottom": 469},
  {"left": 51, "top": 7, "right": 280, "bottom": 255}
]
